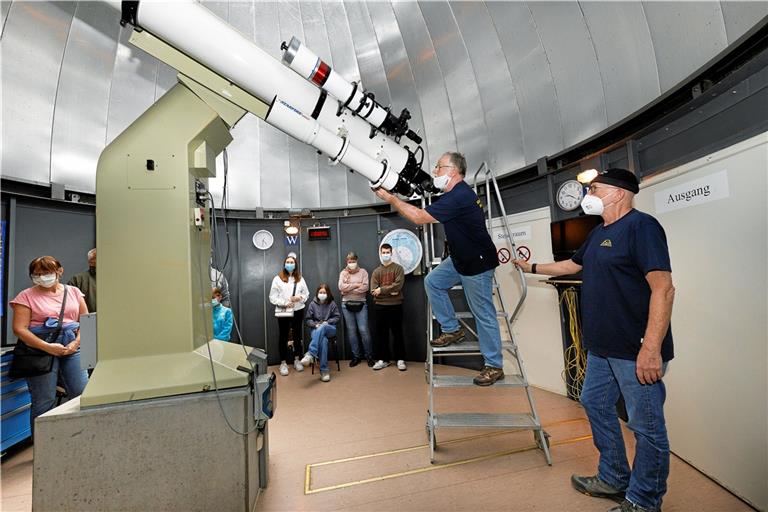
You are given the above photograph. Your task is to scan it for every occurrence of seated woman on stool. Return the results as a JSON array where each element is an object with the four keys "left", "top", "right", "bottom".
[{"left": 300, "top": 284, "right": 340, "bottom": 382}]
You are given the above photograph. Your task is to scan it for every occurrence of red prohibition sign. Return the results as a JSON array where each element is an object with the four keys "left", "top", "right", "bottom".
[
  {"left": 516, "top": 245, "right": 531, "bottom": 261},
  {"left": 497, "top": 247, "right": 511, "bottom": 264}
]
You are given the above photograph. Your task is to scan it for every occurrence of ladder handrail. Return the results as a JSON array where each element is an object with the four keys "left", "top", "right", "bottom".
[{"left": 473, "top": 162, "right": 528, "bottom": 324}]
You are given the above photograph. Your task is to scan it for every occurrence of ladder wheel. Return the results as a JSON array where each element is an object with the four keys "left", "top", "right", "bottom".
[{"left": 534, "top": 430, "right": 551, "bottom": 450}]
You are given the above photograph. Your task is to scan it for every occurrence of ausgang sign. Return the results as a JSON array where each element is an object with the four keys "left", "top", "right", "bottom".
[{"left": 654, "top": 170, "right": 730, "bottom": 214}]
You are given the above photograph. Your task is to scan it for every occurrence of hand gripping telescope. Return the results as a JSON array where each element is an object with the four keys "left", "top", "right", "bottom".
[{"left": 121, "top": 0, "right": 436, "bottom": 197}]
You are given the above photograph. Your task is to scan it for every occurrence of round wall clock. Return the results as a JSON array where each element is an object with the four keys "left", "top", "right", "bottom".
[
  {"left": 556, "top": 180, "right": 585, "bottom": 211},
  {"left": 252, "top": 230, "right": 274, "bottom": 250}
]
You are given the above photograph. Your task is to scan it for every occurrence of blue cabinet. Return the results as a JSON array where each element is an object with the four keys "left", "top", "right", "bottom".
[{"left": 1, "top": 347, "right": 32, "bottom": 451}]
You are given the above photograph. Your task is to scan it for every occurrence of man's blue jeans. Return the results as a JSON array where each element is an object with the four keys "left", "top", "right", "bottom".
[
  {"left": 581, "top": 352, "right": 670, "bottom": 510},
  {"left": 341, "top": 303, "right": 372, "bottom": 359},
  {"left": 424, "top": 257, "right": 503, "bottom": 368},
  {"left": 308, "top": 324, "right": 336, "bottom": 372},
  {"left": 26, "top": 351, "right": 88, "bottom": 433}
]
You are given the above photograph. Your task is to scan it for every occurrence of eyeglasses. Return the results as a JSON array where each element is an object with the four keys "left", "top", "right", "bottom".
[
  {"left": 433, "top": 164, "right": 455, "bottom": 171},
  {"left": 587, "top": 184, "right": 616, "bottom": 194}
]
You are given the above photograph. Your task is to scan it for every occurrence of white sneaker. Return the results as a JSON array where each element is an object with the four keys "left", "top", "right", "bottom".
[
  {"left": 320, "top": 372, "right": 330, "bottom": 382},
  {"left": 279, "top": 362, "right": 289, "bottom": 376},
  {"left": 294, "top": 359, "right": 304, "bottom": 372},
  {"left": 397, "top": 360, "right": 407, "bottom": 371},
  {"left": 300, "top": 352, "right": 314, "bottom": 366},
  {"left": 372, "top": 360, "right": 390, "bottom": 370}
]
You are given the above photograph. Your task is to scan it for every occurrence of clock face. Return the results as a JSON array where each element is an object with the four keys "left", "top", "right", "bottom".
[
  {"left": 252, "top": 230, "right": 274, "bottom": 250},
  {"left": 556, "top": 180, "right": 585, "bottom": 211}
]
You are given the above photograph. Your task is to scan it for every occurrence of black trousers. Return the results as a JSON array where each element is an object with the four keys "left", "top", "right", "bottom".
[
  {"left": 373, "top": 303, "right": 405, "bottom": 362},
  {"left": 277, "top": 308, "right": 305, "bottom": 362}
]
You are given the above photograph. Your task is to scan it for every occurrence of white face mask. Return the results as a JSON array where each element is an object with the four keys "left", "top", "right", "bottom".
[
  {"left": 581, "top": 190, "right": 617, "bottom": 216},
  {"left": 347, "top": 262, "right": 358, "bottom": 270},
  {"left": 317, "top": 293, "right": 328, "bottom": 302},
  {"left": 433, "top": 173, "right": 451, "bottom": 191},
  {"left": 381, "top": 253, "right": 392, "bottom": 263},
  {"left": 33, "top": 274, "right": 58, "bottom": 288}
]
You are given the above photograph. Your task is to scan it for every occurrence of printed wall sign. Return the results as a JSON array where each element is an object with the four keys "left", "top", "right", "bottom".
[{"left": 654, "top": 170, "right": 730, "bottom": 214}]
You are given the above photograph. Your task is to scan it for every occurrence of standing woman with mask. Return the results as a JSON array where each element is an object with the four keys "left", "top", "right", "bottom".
[
  {"left": 269, "top": 254, "right": 310, "bottom": 376},
  {"left": 10, "top": 256, "right": 89, "bottom": 430},
  {"left": 338, "top": 251, "right": 374, "bottom": 367}
]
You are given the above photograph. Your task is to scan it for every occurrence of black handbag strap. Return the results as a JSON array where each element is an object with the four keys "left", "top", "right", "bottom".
[{"left": 50, "top": 285, "right": 69, "bottom": 342}]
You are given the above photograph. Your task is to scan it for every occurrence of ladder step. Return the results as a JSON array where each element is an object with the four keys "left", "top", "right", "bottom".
[
  {"left": 433, "top": 311, "right": 508, "bottom": 319},
  {"left": 431, "top": 341, "right": 516, "bottom": 354},
  {"left": 432, "top": 374, "right": 527, "bottom": 388},
  {"left": 450, "top": 283, "right": 499, "bottom": 290},
  {"left": 432, "top": 413, "right": 540, "bottom": 429}
]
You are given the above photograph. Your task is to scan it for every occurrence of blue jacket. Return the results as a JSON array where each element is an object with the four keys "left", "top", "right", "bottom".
[
  {"left": 212, "top": 304, "right": 233, "bottom": 341},
  {"left": 30, "top": 322, "right": 80, "bottom": 346}
]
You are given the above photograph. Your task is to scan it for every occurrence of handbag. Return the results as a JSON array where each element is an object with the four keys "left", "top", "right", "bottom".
[
  {"left": 9, "top": 285, "right": 69, "bottom": 379},
  {"left": 275, "top": 282, "right": 298, "bottom": 318},
  {"left": 344, "top": 300, "right": 365, "bottom": 313}
]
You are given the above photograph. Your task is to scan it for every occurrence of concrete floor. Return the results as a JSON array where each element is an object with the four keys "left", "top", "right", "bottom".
[{"left": 1, "top": 363, "right": 752, "bottom": 511}]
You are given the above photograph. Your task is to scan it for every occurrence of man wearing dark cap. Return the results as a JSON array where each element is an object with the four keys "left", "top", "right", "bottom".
[{"left": 513, "top": 168, "right": 675, "bottom": 512}]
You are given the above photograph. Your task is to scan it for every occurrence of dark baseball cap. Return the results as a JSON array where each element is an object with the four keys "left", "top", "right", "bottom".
[{"left": 592, "top": 168, "right": 640, "bottom": 194}]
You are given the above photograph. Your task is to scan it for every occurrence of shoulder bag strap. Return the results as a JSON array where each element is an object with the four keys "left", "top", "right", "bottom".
[{"left": 51, "top": 285, "right": 69, "bottom": 341}]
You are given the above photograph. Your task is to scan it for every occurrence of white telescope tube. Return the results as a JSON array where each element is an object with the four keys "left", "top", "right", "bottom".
[
  {"left": 131, "top": 1, "right": 410, "bottom": 187},
  {"left": 266, "top": 97, "right": 398, "bottom": 190},
  {"left": 283, "top": 37, "right": 388, "bottom": 128}
]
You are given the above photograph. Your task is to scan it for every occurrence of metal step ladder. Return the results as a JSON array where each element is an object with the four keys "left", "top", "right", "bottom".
[{"left": 422, "top": 162, "right": 552, "bottom": 465}]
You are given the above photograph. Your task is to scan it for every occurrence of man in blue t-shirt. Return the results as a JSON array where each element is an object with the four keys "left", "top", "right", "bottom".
[
  {"left": 513, "top": 168, "right": 675, "bottom": 512},
  {"left": 374, "top": 152, "right": 504, "bottom": 386}
]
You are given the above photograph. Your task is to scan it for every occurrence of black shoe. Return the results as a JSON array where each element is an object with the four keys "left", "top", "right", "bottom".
[
  {"left": 349, "top": 357, "right": 361, "bottom": 368},
  {"left": 367, "top": 358, "right": 375, "bottom": 367},
  {"left": 571, "top": 474, "right": 626, "bottom": 503},
  {"left": 608, "top": 499, "right": 660, "bottom": 512}
]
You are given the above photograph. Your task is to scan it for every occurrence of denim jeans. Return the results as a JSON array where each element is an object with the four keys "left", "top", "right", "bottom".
[
  {"left": 308, "top": 324, "right": 336, "bottom": 372},
  {"left": 26, "top": 350, "right": 88, "bottom": 433},
  {"left": 580, "top": 352, "right": 670, "bottom": 510},
  {"left": 341, "top": 303, "right": 372, "bottom": 359},
  {"left": 424, "top": 257, "right": 502, "bottom": 368}
]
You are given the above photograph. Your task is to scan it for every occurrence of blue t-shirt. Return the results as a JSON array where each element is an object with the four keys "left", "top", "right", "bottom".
[
  {"left": 572, "top": 209, "right": 674, "bottom": 361},
  {"left": 425, "top": 181, "right": 498, "bottom": 276}
]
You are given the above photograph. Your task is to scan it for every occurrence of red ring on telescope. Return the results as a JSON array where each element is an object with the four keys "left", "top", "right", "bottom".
[{"left": 311, "top": 61, "right": 331, "bottom": 87}]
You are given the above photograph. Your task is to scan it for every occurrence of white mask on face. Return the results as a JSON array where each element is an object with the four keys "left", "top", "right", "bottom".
[
  {"left": 581, "top": 190, "right": 617, "bottom": 216},
  {"left": 433, "top": 173, "right": 451, "bottom": 191},
  {"left": 317, "top": 293, "right": 328, "bottom": 302},
  {"left": 381, "top": 253, "right": 392, "bottom": 263},
  {"left": 33, "top": 274, "right": 58, "bottom": 288},
  {"left": 347, "top": 262, "right": 358, "bottom": 270}
]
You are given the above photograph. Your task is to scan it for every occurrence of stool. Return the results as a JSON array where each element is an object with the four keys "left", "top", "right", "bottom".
[{"left": 311, "top": 335, "right": 341, "bottom": 374}]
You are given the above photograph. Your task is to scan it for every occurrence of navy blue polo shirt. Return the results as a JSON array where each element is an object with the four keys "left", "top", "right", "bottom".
[
  {"left": 572, "top": 209, "right": 674, "bottom": 361},
  {"left": 425, "top": 181, "right": 498, "bottom": 276}
]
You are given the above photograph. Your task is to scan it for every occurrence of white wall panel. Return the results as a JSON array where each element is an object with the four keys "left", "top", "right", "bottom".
[
  {"left": 527, "top": 1, "right": 606, "bottom": 148},
  {"left": 2, "top": 1, "right": 76, "bottom": 184},
  {"left": 635, "top": 133, "right": 768, "bottom": 510},
  {"left": 50, "top": 2, "right": 119, "bottom": 193},
  {"left": 643, "top": 1, "right": 729, "bottom": 92}
]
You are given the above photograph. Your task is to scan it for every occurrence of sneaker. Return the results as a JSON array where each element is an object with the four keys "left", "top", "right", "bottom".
[
  {"left": 430, "top": 328, "right": 466, "bottom": 347},
  {"left": 367, "top": 357, "right": 376, "bottom": 367},
  {"left": 349, "top": 357, "right": 361, "bottom": 368},
  {"left": 607, "top": 499, "right": 658, "bottom": 512},
  {"left": 294, "top": 359, "right": 304, "bottom": 372},
  {"left": 372, "top": 360, "right": 390, "bottom": 370},
  {"left": 320, "top": 372, "right": 331, "bottom": 382},
  {"left": 570, "top": 474, "right": 626, "bottom": 503},
  {"left": 279, "top": 362, "right": 289, "bottom": 376},
  {"left": 300, "top": 352, "right": 315, "bottom": 366},
  {"left": 397, "top": 360, "right": 407, "bottom": 371},
  {"left": 472, "top": 366, "right": 505, "bottom": 386}
]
